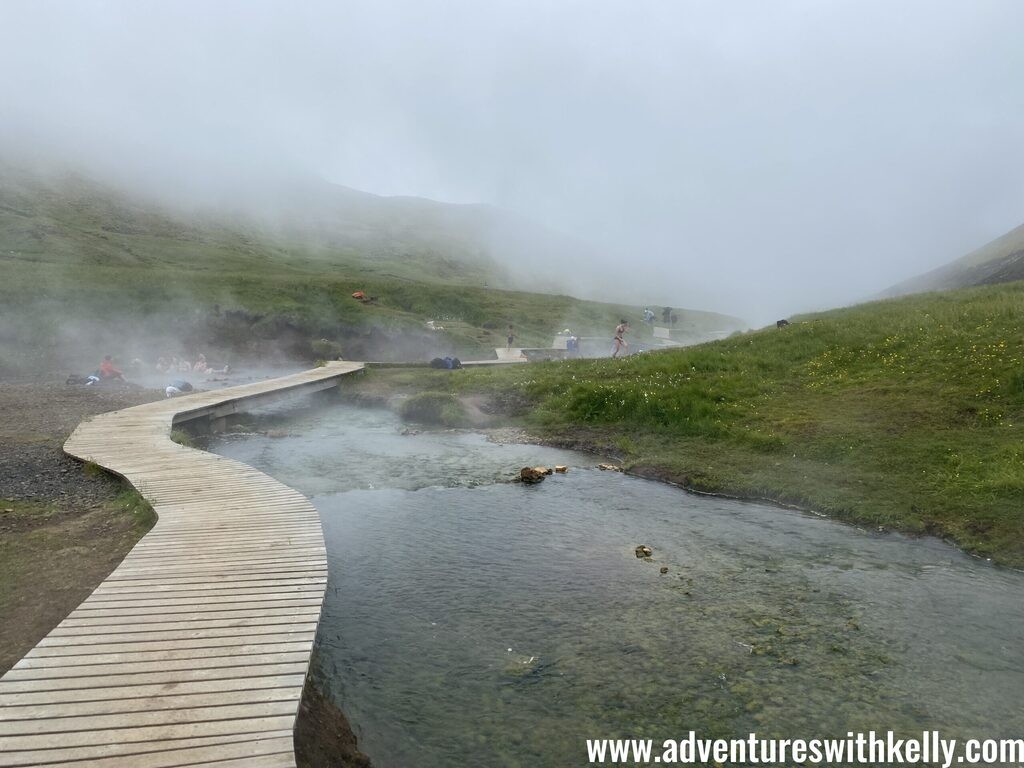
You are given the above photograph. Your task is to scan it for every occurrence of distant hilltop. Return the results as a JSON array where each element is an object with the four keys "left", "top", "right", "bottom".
[
  {"left": 0, "top": 159, "right": 598, "bottom": 294},
  {"left": 884, "top": 221, "right": 1024, "bottom": 297}
]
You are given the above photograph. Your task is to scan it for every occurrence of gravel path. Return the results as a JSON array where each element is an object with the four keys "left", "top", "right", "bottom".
[{"left": 0, "top": 379, "right": 161, "bottom": 500}]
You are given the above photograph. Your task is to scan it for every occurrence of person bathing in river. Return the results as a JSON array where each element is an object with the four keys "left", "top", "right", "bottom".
[
  {"left": 612, "top": 320, "right": 629, "bottom": 358},
  {"left": 98, "top": 355, "right": 125, "bottom": 381}
]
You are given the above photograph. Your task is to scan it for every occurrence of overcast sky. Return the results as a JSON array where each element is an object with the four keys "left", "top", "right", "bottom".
[{"left": 2, "top": 0, "right": 1023, "bottom": 322}]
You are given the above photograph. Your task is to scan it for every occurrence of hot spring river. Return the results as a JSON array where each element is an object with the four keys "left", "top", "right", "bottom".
[{"left": 210, "top": 401, "right": 1024, "bottom": 768}]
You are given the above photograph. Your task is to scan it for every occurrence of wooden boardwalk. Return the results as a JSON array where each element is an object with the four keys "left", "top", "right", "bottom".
[{"left": 0, "top": 362, "right": 363, "bottom": 768}]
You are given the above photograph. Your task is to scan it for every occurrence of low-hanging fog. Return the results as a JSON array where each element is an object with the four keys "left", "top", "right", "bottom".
[{"left": 2, "top": 0, "right": 1023, "bottom": 324}]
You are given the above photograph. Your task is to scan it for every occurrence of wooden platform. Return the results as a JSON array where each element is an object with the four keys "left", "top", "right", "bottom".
[{"left": 0, "top": 362, "right": 363, "bottom": 767}]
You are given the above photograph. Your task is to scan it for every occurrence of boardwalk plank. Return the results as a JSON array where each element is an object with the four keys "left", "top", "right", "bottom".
[
  {"left": 0, "top": 687, "right": 302, "bottom": 721},
  {"left": 0, "top": 714, "right": 297, "bottom": 752},
  {"left": 0, "top": 675, "right": 306, "bottom": 707},
  {"left": 0, "top": 730, "right": 294, "bottom": 767},
  {"left": 0, "top": 663, "right": 309, "bottom": 694},
  {"left": 0, "top": 700, "right": 299, "bottom": 736}
]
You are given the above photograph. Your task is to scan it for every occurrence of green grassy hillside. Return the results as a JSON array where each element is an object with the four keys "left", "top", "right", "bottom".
[
  {"left": 357, "top": 284, "right": 1024, "bottom": 565},
  {"left": 0, "top": 168, "right": 741, "bottom": 370}
]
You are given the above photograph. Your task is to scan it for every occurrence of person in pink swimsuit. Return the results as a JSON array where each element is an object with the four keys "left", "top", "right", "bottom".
[{"left": 612, "top": 320, "right": 629, "bottom": 358}]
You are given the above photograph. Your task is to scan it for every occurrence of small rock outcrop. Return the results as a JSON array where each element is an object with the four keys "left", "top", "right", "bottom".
[
  {"left": 598, "top": 463, "right": 623, "bottom": 472},
  {"left": 520, "top": 467, "right": 546, "bottom": 484},
  {"left": 635, "top": 545, "right": 653, "bottom": 559},
  {"left": 554, "top": 465, "right": 568, "bottom": 473}
]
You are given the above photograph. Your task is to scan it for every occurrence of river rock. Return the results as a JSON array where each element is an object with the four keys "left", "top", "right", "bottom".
[
  {"left": 598, "top": 463, "right": 623, "bottom": 472},
  {"left": 533, "top": 466, "right": 554, "bottom": 475},
  {"left": 554, "top": 465, "right": 568, "bottom": 473},
  {"left": 660, "top": 566, "right": 669, "bottom": 574},
  {"left": 635, "top": 545, "right": 653, "bottom": 559},
  {"left": 520, "top": 467, "right": 546, "bottom": 484}
]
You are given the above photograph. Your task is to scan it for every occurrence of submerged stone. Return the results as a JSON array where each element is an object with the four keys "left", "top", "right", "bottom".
[{"left": 520, "top": 467, "right": 546, "bottom": 484}]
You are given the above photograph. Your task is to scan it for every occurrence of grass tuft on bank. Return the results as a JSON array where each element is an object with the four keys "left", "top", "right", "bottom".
[{"left": 350, "top": 283, "right": 1024, "bottom": 566}]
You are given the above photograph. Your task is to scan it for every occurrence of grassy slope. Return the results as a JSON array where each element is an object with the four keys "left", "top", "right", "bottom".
[
  {"left": 357, "top": 284, "right": 1024, "bottom": 566},
  {"left": 0, "top": 171, "right": 740, "bottom": 367},
  {"left": 887, "top": 221, "right": 1024, "bottom": 296}
]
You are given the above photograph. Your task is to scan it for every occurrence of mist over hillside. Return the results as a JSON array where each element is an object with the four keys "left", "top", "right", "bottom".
[
  {"left": 0, "top": 161, "right": 743, "bottom": 374},
  {"left": 5, "top": 2, "right": 1023, "bottom": 327},
  {"left": 884, "top": 222, "right": 1024, "bottom": 297},
  {"left": 0, "top": 159, "right": 608, "bottom": 295}
]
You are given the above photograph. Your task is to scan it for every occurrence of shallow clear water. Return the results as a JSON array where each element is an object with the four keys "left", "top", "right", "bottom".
[{"left": 211, "top": 403, "right": 1024, "bottom": 768}]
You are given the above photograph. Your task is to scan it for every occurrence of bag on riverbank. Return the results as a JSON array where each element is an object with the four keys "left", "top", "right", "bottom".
[{"left": 429, "top": 357, "right": 463, "bottom": 370}]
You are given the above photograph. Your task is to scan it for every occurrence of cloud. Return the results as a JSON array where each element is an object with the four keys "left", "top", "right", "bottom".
[{"left": 2, "top": 0, "right": 1023, "bottom": 323}]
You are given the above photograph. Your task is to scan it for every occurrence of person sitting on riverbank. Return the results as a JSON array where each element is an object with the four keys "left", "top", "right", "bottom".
[{"left": 98, "top": 355, "right": 125, "bottom": 381}]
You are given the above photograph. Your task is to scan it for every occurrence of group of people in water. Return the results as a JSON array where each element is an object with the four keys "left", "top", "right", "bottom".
[
  {"left": 155, "top": 354, "right": 227, "bottom": 375},
  {"left": 71, "top": 352, "right": 231, "bottom": 398}
]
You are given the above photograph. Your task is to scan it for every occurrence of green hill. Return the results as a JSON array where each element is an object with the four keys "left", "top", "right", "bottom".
[
  {"left": 0, "top": 166, "right": 742, "bottom": 371},
  {"left": 356, "top": 284, "right": 1024, "bottom": 565},
  {"left": 886, "top": 222, "right": 1024, "bottom": 296}
]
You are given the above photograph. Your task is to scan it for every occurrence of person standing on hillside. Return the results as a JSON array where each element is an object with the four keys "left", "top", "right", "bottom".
[
  {"left": 612, "top": 320, "right": 629, "bottom": 358},
  {"left": 506, "top": 324, "right": 516, "bottom": 350}
]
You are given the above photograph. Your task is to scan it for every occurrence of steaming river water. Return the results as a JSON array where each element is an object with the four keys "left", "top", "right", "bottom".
[{"left": 209, "top": 401, "right": 1024, "bottom": 768}]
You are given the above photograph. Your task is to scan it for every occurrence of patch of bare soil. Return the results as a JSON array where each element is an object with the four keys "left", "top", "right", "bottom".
[{"left": 0, "top": 377, "right": 162, "bottom": 673}]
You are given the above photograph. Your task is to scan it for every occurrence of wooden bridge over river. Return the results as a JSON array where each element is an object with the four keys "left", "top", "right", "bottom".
[{"left": 0, "top": 362, "right": 364, "bottom": 767}]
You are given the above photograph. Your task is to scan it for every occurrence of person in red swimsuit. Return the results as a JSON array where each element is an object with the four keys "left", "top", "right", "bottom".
[{"left": 98, "top": 355, "right": 125, "bottom": 380}]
